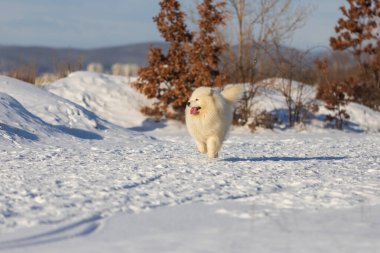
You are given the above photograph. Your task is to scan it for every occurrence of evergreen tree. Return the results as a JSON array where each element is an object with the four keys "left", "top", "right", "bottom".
[
  {"left": 134, "top": 0, "right": 227, "bottom": 120},
  {"left": 134, "top": 0, "right": 193, "bottom": 120},
  {"left": 189, "top": 0, "right": 227, "bottom": 87},
  {"left": 330, "top": 0, "right": 380, "bottom": 110}
]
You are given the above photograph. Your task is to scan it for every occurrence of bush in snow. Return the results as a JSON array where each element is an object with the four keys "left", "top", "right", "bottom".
[
  {"left": 248, "top": 110, "right": 279, "bottom": 132},
  {"left": 7, "top": 63, "right": 36, "bottom": 84},
  {"left": 315, "top": 59, "right": 354, "bottom": 129}
]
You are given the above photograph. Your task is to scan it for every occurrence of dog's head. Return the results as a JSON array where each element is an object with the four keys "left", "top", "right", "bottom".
[{"left": 186, "top": 87, "right": 218, "bottom": 116}]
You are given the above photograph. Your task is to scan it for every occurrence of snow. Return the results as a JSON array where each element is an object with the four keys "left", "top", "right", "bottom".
[
  {"left": 252, "top": 78, "right": 380, "bottom": 132},
  {"left": 46, "top": 72, "right": 154, "bottom": 128},
  {"left": 1, "top": 72, "right": 380, "bottom": 253},
  {"left": 2, "top": 203, "right": 380, "bottom": 253}
]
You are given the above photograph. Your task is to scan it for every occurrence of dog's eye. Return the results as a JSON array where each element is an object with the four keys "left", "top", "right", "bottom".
[{"left": 195, "top": 98, "right": 199, "bottom": 101}]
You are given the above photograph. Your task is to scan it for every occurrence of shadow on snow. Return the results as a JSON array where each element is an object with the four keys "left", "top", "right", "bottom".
[
  {"left": 0, "top": 215, "right": 102, "bottom": 250},
  {"left": 0, "top": 123, "right": 39, "bottom": 141},
  {"left": 56, "top": 126, "right": 103, "bottom": 140},
  {"left": 223, "top": 156, "right": 347, "bottom": 162}
]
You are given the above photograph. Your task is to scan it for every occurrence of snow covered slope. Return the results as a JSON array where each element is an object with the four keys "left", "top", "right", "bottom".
[
  {"left": 251, "top": 78, "right": 380, "bottom": 132},
  {"left": 0, "top": 92, "right": 56, "bottom": 143},
  {"left": 46, "top": 72, "right": 154, "bottom": 128},
  {"left": 0, "top": 75, "right": 113, "bottom": 142}
]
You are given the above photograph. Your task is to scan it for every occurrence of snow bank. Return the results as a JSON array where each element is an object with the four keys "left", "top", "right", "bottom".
[
  {"left": 0, "top": 76, "right": 108, "bottom": 132},
  {"left": 0, "top": 76, "right": 115, "bottom": 142},
  {"left": 251, "top": 78, "right": 380, "bottom": 132},
  {"left": 46, "top": 71, "right": 154, "bottom": 128},
  {"left": 0, "top": 92, "right": 48, "bottom": 143},
  {"left": 345, "top": 102, "right": 380, "bottom": 132}
]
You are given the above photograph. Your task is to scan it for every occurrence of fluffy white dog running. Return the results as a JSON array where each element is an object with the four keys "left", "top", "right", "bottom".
[{"left": 185, "top": 85, "right": 243, "bottom": 158}]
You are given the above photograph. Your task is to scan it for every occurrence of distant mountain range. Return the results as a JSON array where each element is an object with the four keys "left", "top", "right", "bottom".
[
  {"left": 0, "top": 42, "right": 169, "bottom": 74},
  {"left": 0, "top": 42, "right": 330, "bottom": 75}
]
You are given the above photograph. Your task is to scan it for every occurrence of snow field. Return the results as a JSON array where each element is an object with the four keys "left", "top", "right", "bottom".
[
  {"left": 1, "top": 72, "right": 380, "bottom": 252},
  {"left": 1, "top": 131, "right": 379, "bottom": 234}
]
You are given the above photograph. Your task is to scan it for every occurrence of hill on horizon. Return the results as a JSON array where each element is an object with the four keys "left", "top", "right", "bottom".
[
  {"left": 0, "top": 42, "right": 169, "bottom": 74},
  {"left": 0, "top": 42, "right": 331, "bottom": 75}
]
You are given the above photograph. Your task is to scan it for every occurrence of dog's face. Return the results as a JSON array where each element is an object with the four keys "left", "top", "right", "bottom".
[{"left": 186, "top": 87, "right": 213, "bottom": 116}]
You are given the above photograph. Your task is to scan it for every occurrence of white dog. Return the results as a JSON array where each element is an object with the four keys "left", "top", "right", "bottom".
[{"left": 185, "top": 85, "right": 243, "bottom": 158}]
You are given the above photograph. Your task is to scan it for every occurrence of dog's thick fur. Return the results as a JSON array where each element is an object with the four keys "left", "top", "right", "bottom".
[{"left": 185, "top": 85, "right": 243, "bottom": 158}]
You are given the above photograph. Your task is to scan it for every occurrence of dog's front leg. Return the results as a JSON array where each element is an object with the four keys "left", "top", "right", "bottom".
[
  {"left": 196, "top": 141, "right": 207, "bottom": 154},
  {"left": 206, "top": 136, "right": 220, "bottom": 159}
]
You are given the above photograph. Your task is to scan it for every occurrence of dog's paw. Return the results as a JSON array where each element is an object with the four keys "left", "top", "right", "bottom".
[{"left": 208, "top": 152, "right": 219, "bottom": 159}]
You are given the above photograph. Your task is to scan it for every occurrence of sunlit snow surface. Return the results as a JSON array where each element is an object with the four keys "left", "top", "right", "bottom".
[{"left": 1, "top": 73, "right": 379, "bottom": 253}]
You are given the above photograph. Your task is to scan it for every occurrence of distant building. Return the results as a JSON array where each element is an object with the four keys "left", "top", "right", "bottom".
[
  {"left": 87, "top": 63, "right": 104, "bottom": 73},
  {"left": 111, "top": 63, "right": 139, "bottom": 78}
]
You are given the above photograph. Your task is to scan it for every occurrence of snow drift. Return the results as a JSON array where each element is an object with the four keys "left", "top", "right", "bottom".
[
  {"left": 46, "top": 72, "right": 154, "bottom": 128},
  {"left": 0, "top": 75, "right": 112, "bottom": 141}
]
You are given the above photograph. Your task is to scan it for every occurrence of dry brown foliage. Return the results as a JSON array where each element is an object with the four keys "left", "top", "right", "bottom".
[
  {"left": 7, "top": 64, "right": 36, "bottom": 84},
  {"left": 315, "top": 59, "right": 355, "bottom": 129},
  {"left": 247, "top": 110, "right": 278, "bottom": 132},
  {"left": 53, "top": 54, "right": 84, "bottom": 78},
  {"left": 133, "top": 0, "right": 226, "bottom": 121},
  {"left": 329, "top": 0, "right": 380, "bottom": 110}
]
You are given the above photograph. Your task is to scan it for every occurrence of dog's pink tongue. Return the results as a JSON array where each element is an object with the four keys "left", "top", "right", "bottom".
[{"left": 190, "top": 107, "right": 198, "bottom": 115}]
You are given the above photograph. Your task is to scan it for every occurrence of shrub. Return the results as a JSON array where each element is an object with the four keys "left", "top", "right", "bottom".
[
  {"left": 248, "top": 110, "right": 278, "bottom": 132},
  {"left": 7, "top": 64, "right": 36, "bottom": 84},
  {"left": 315, "top": 59, "right": 354, "bottom": 129}
]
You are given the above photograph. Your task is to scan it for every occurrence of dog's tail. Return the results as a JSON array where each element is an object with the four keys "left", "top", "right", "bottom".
[{"left": 221, "top": 84, "right": 244, "bottom": 105}]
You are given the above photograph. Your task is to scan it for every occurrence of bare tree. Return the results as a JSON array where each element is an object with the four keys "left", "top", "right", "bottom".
[
  {"left": 223, "top": 0, "right": 312, "bottom": 125},
  {"left": 226, "top": 0, "right": 311, "bottom": 80},
  {"left": 268, "top": 43, "right": 327, "bottom": 127}
]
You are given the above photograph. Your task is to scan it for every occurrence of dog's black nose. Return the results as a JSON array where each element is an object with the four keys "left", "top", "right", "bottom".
[{"left": 187, "top": 102, "right": 191, "bottom": 107}]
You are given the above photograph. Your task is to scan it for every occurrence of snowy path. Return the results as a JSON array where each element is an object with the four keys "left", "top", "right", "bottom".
[{"left": 1, "top": 130, "right": 379, "bottom": 237}]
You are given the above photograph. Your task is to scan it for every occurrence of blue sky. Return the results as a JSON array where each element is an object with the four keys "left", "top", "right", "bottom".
[{"left": 0, "top": 0, "right": 344, "bottom": 50}]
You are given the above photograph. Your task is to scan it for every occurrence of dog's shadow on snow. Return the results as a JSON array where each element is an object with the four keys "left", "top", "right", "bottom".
[{"left": 223, "top": 156, "right": 347, "bottom": 162}]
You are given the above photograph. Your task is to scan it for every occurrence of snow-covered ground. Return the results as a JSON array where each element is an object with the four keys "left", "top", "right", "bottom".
[{"left": 1, "top": 72, "right": 379, "bottom": 253}]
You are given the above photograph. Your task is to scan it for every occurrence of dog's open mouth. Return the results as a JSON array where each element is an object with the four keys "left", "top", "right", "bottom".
[{"left": 190, "top": 107, "right": 201, "bottom": 115}]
